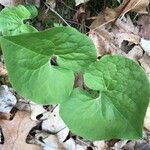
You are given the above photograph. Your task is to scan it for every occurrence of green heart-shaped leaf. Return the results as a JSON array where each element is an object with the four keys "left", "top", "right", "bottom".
[
  {"left": 60, "top": 55, "right": 150, "bottom": 140},
  {"left": 0, "top": 5, "right": 38, "bottom": 36},
  {"left": 1, "top": 27, "right": 96, "bottom": 104}
]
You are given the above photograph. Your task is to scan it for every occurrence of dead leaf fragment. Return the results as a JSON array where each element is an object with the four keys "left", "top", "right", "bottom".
[
  {"left": 89, "top": 15, "right": 143, "bottom": 61},
  {"left": 91, "top": 0, "right": 149, "bottom": 29},
  {"left": 140, "top": 38, "right": 150, "bottom": 55},
  {"left": 0, "top": 85, "right": 17, "bottom": 113},
  {"left": 114, "top": 140, "right": 128, "bottom": 150},
  {"left": 41, "top": 106, "right": 69, "bottom": 143},
  {"left": 93, "top": 141, "right": 108, "bottom": 150},
  {"left": 90, "top": 7, "right": 118, "bottom": 29},
  {"left": 127, "top": 45, "right": 143, "bottom": 61},
  {"left": 0, "top": 0, "right": 24, "bottom": 6},
  {"left": 42, "top": 134, "right": 64, "bottom": 150},
  {"left": 0, "top": 62, "right": 7, "bottom": 78},
  {"left": 0, "top": 111, "right": 41, "bottom": 150},
  {"left": 120, "top": 0, "right": 149, "bottom": 14},
  {"left": 30, "top": 103, "right": 45, "bottom": 121},
  {"left": 139, "top": 53, "right": 150, "bottom": 77},
  {"left": 137, "top": 15, "right": 150, "bottom": 40},
  {"left": 73, "top": 5, "right": 86, "bottom": 23},
  {"left": 75, "top": 0, "right": 90, "bottom": 6}
]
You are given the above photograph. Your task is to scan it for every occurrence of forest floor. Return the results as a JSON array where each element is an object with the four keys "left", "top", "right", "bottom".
[{"left": 0, "top": 0, "right": 150, "bottom": 150}]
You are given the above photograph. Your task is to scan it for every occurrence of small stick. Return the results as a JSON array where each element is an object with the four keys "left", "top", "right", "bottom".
[{"left": 50, "top": 104, "right": 58, "bottom": 113}]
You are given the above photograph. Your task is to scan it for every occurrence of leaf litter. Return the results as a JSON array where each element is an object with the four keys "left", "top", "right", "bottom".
[
  {"left": 0, "top": 0, "right": 150, "bottom": 149},
  {"left": 0, "top": 111, "right": 41, "bottom": 150}
]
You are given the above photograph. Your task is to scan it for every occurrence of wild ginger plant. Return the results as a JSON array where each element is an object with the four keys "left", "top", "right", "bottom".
[{"left": 0, "top": 5, "right": 150, "bottom": 141}]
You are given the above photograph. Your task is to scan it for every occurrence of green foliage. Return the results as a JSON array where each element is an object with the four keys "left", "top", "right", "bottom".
[
  {"left": 0, "top": 5, "right": 150, "bottom": 141},
  {"left": 60, "top": 55, "right": 150, "bottom": 140},
  {"left": 1, "top": 27, "right": 97, "bottom": 104},
  {"left": 0, "top": 5, "right": 38, "bottom": 36}
]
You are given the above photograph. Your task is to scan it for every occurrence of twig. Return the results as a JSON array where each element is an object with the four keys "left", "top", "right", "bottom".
[
  {"left": 43, "top": 1, "right": 70, "bottom": 26},
  {"left": 50, "top": 104, "right": 58, "bottom": 113},
  {"left": 56, "top": 127, "right": 66, "bottom": 134}
]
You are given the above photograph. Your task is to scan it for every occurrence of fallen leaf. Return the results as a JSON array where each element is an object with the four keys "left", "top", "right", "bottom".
[
  {"left": 27, "top": 128, "right": 77, "bottom": 150},
  {"left": 140, "top": 144, "right": 150, "bottom": 150},
  {"left": 139, "top": 53, "right": 150, "bottom": 77},
  {"left": 42, "top": 136, "right": 86, "bottom": 150},
  {"left": 30, "top": 103, "right": 45, "bottom": 121},
  {"left": 73, "top": 5, "right": 86, "bottom": 23},
  {"left": 89, "top": 28, "right": 114, "bottom": 56},
  {"left": 0, "top": 85, "right": 17, "bottom": 113},
  {"left": 127, "top": 45, "right": 143, "bottom": 61},
  {"left": 0, "top": 62, "right": 7, "bottom": 78},
  {"left": 122, "top": 140, "right": 148, "bottom": 150},
  {"left": 75, "top": 0, "right": 90, "bottom": 6},
  {"left": 63, "top": 138, "right": 76, "bottom": 150},
  {"left": 15, "top": 99, "right": 31, "bottom": 112},
  {"left": 140, "top": 38, "right": 150, "bottom": 55},
  {"left": 121, "top": 141, "right": 136, "bottom": 150},
  {"left": 41, "top": 106, "right": 69, "bottom": 143},
  {"left": 0, "top": 0, "right": 24, "bottom": 6},
  {"left": 119, "top": 0, "right": 149, "bottom": 14},
  {"left": 93, "top": 141, "right": 108, "bottom": 150},
  {"left": 40, "top": 134, "right": 63, "bottom": 150},
  {"left": 114, "top": 140, "right": 128, "bottom": 150},
  {"left": 89, "top": 15, "right": 143, "bottom": 61},
  {"left": 90, "top": 0, "right": 149, "bottom": 29},
  {"left": 137, "top": 15, "right": 150, "bottom": 40},
  {"left": 38, "top": 106, "right": 88, "bottom": 149},
  {"left": 0, "top": 111, "right": 41, "bottom": 150}
]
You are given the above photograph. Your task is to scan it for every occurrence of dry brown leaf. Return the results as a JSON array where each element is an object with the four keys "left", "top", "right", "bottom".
[
  {"left": 0, "top": 112, "right": 12, "bottom": 120},
  {"left": 89, "top": 16, "right": 143, "bottom": 61},
  {"left": 0, "top": 0, "right": 24, "bottom": 6},
  {"left": 120, "top": 0, "right": 149, "bottom": 14},
  {"left": 90, "top": 7, "right": 118, "bottom": 29},
  {"left": 137, "top": 15, "right": 150, "bottom": 40},
  {"left": 90, "top": 0, "right": 149, "bottom": 29},
  {"left": 73, "top": 5, "right": 86, "bottom": 23},
  {"left": 0, "top": 63, "right": 7, "bottom": 78},
  {"left": 0, "top": 111, "right": 41, "bottom": 150}
]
